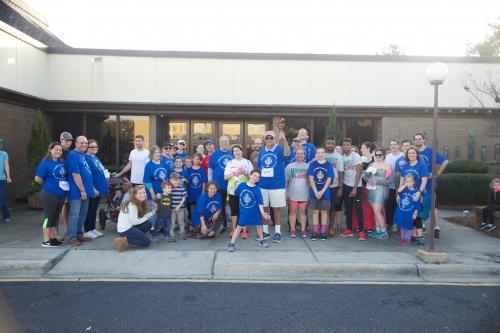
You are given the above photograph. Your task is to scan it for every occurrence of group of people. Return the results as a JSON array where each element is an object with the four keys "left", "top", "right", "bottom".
[{"left": 22, "top": 124, "right": 500, "bottom": 252}]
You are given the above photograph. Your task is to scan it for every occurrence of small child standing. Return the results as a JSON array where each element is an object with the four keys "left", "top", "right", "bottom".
[
  {"left": 228, "top": 170, "right": 271, "bottom": 252},
  {"left": 394, "top": 175, "right": 421, "bottom": 245},
  {"left": 186, "top": 153, "right": 207, "bottom": 219},
  {"left": 154, "top": 181, "right": 173, "bottom": 242},
  {"left": 480, "top": 178, "right": 500, "bottom": 232},
  {"left": 169, "top": 172, "right": 188, "bottom": 240}
]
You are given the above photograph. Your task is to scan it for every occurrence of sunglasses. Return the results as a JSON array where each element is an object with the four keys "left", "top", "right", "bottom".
[
  {"left": 375, "top": 154, "right": 384, "bottom": 157},
  {"left": 265, "top": 135, "right": 274, "bottom": 140},
  {"left": 88, "top": 146, "right": 98, "bottom": 149}
]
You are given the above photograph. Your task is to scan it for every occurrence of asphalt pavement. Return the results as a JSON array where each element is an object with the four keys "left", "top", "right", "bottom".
[{"left": 1, "top": 281, "right": 499, "bottom": 333}]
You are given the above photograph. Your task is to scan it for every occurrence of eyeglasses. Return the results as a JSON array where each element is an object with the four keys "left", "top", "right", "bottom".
[
  {"left": 178, "top": 143, "right": 186, "bottom": 145},
  {"left": 88, "top": 146, "right": 98, "bottom": 149},
  {"left": 265, "top": 135, "right": 274, "bottom": 140},
  {"left": 375, "top": 154, "right": 383, "bottom": 157}
]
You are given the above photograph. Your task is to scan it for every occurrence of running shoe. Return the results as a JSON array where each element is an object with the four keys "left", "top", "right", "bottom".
[
  {"left": 300, "top": 230, "right": 308, "bottom": 239},
  {"left": 241, "top": 229, "right": 249, "bottom": 239},
  {"left": 272, "top": 233, "right": 283, "bottom": 243},
  {"left": 254, "top": 232, "right": 271, "bottom": 241},
  {"left": 358, "top": 231, "right": 367, "bottom": 241},
  {"left": 258, "top": 240, "right": 269, "bottom": 248},
  {"left": 290, "top": 230, "right": 297, "bottom": 238},
  {"left": 368, "top": 230, "right": 379, "bottom": 238},
  {"left": 434, "top": 228, "right": 441, "bottom": 238},
  {"left": 376, "top": 231, "right": 389, "bottom": 240},
  {"left": 479, "top": 222, "right": 489, "bottom": 230},
  {"left": 328, "top": 227, "right": 335, "bottom": 237},
  {"left": 340, "top": 229, "right": 354, "bottom": 237},
  {"left": 310, "top": 233, "right": 319, "bottom": 241},
  {"left": 320, "top": 233, "right": 327, "bottom": 241},
  {"left": 41, "top": 240, "right": 56, "bottom": 248},
  {"left": 92, "top": 229, "right": 104, "bottom": 237},
  {"left": 227, "top": 243, "right": 235, "bottom": 252},
  {"left": 485, "top": 224, "right": 497, "bottom": 232},
  {"left": 50, "top": 238, "right": 63, "bottom": 247},
  {"left": 416, "top": 236, "right": 425, "bottom": 246}
]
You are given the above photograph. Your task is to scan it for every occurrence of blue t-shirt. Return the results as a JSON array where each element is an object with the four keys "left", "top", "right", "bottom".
[
  {"left": 143, "top": 160, "right": 170, "bottom": 200},
  {"left": 419, "top": 146, "right": 447, "bottom": 191},
  {"left": 175, "top": 152, "right": 188, "bottom": 159},
  {"left": 191, "top": 192, "right": 222, "bottom": 226},
  {"left": 307, "top": 160, "right": 334, "bottom": 199},
  {"left": 394, "top": 187, "right": 421, "bottom": 230},
  {"left": 35, "top": 159, "right": 67, "bottom": 196},
  {"left": 208, "top": 149, "right": 233, "bottom": 191},
  {"left": 394, "top": 155, "right": 407, "bottom": 174},
  {"left": 400, "top": 160, "right": 429, "bottom": 192},
  {"left": 0, "top": 151, "right": 8, "bottom": 180},
  {"left": 236, "top": 182, "right": 264, "bottom": 226},
  {"left": 174, "top": 168, "right": 188, "bottom": 184},
  {"left": 186, "top": 167, "right": 207, "bottom": 203},
  {"left": 161, "top": 156, "right": 175, "bottom": 172},
  {"left": 289, "top": 142, "right": 316, "bottom": 163},
  {"left": 66, "top": 150, "right": 94, "bottom": 200},
  {"left": 258, "top": 144, "right": 287, "bottom": 189},
  {"left": 85, "top": 155, "right": 109, "bottom": 196}
]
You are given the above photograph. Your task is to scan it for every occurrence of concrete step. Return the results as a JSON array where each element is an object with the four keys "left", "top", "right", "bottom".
[{"left": 0, "top": 248, "right": 68, "bottom": 277}]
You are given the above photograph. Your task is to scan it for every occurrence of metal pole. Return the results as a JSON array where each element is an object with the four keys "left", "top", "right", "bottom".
[{"left": 429, "top": 84, "right": 439, "bottom": 251}]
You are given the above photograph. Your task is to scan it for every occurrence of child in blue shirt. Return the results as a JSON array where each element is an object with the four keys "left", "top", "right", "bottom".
[{"left": 394, "top": 175, "right": 422, "bottom": 245}]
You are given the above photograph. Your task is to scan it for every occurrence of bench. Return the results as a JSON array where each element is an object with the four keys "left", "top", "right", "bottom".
[{"left": 473, "top": 206, "right": 500, "bottom": 238}]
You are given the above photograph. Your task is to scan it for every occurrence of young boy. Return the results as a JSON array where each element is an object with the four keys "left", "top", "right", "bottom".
[
  {"left": 307, "top": 147, "right": 334, "bottom": 240},
  {"left": 228, "top": 170, "right": 271, "bottom": 252},
  {"left": 154, "top": 181, "right": 173, "bottom": 242},
  {"left": 169, "top": 172, "right": 187, "bottom": 240}
]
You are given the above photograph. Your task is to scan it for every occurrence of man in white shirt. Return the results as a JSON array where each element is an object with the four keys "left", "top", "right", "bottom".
[
  {"left": 324, "top": 136, "right": 344, "bottom": 236},
  {"left": 116, "top": 135, "right": 150, "bottom": 186},
  {"left": 384, "top": 139, "right": 404, "bottom": 232}
]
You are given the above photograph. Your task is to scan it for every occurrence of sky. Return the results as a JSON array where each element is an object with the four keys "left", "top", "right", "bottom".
[{"left": 25, "top": 0, "right": 500, "bottom": 56}]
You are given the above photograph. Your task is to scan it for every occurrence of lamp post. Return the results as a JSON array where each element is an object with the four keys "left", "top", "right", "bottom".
[{"left": 425, "top": 62, "right": 448, "bottom": 252}]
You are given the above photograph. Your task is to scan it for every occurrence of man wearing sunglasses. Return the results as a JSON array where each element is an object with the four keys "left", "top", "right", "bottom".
[
  {"left": 176, "top": 140, "right": 188, "bottom": 159},
  {"left": 258, "top": 130, "right": 290, "bottom": 242},
  {"left": 161, "top": 142, "right": 175, "bottom": 172}
]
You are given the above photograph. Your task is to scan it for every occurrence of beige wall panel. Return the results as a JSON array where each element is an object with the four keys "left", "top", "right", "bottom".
[
  {"left": 156, "top": 58, "right": 196, "bottom": 103},
  {"left": 76, "top": 55, "right": 118, "bottom": 101},
  {"left": 233, "top": 60, "right": 273, "bottom": 104},
  {"left": 48, "top": 54, "right": 78, "bottom": 100},
  {"left": 272, "top": 60, "right": 311, "bottom": 105},
  {"left": 0, "top": 31, "right": 18, "bottom": 92}
]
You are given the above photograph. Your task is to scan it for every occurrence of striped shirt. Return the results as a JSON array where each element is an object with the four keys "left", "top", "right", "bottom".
[{"left": 171, "top": 185, "right": 187, "bottom": 209}]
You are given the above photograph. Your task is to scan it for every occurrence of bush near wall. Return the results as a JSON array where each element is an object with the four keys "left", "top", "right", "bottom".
[
  {"left": 436, "top": 173, "right": 499, "bottom": 205},
  {"left": 443, "top": 160, "right": 489, "bottom": 174}
]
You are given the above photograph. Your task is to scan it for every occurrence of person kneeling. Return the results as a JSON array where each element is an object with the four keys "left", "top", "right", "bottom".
[
  {"left": 190, "top": 181, "right": 223, "bottom": 239},
  {"left": 228, "top": 171, "right": 270, "bottom": 252},
  {"left": 115, "top": 185, "right": 156, "bottom": 252}
]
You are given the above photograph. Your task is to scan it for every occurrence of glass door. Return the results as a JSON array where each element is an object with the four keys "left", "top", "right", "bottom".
[
  {"left": 169, "top": 120, "right": 189, "bottom": 150},
  {"left": 220, "top": 122, "right": 242, "bottom": 146},
  {"left": 191, "top": 121, "right": 215, "bottom": 153}
]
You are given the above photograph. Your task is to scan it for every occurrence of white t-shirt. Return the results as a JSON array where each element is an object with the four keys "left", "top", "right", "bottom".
[
  {"left": 384, "top": 152, "right": 404, "bottom": 189},
  {"left": 224, "top": 158, "right": 254, "bottom": 195},
  {"left": 325, "top": 151, "right": 344, "bottom": 188},
  {"left": 129, "top": 149, "right": 150, "bottom": 184},
  {"left": 342, "top": 152, "right": 362, "bottom": 187}
]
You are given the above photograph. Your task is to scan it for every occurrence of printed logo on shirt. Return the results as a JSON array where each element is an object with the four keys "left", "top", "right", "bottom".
[
  {"left": 160, "top": 196, "right": 171, "bottom": 207},
  {"left": 313, "top": 166, "right": 328, "bottom": 184},
  {"left": 82, "top": 157, "right": 92, "bottom": 174},
  {"left": 326, "top": 156, "right": 339, "bottom": 169},
  {"left": 52, "top": 164, "right": 66, "bottom": 180},
  {"left": 290, "top": 167, "right": 308, "bottom": 179},
  {"left": 191, "top": 174, "right": 201, "bottom": 188},
  {"left": 218, "top": 155, "right": 232, "bottom": 169},
  {"left": 261, "top": 153, "right": 277, "bottom": 168},
  {"left": 398, "top": 159, "right": 407, "bottom": 169},
  {"left": 402, "top": 169, "right": 421, "bottom": 182},
  {"left": 344, "top": 158, "right": 355, "bottom": 171},
  {"left": 239, "top": 189, "right": 256, "bottom": 208},
  {"left": 399, "top": 193, "right": 414, "bottom": 211},
  {"left": 94, "top": 159, "right": 105, "bottom": 172},
  {"left": 153, "top": 168, "right": 169, "bottom": 181},
  {"left": 207, "top": 200, "right": 219, "bottom": 213},
  {"left": 420, "top": 154, "right": 430, "bottom": 170}
]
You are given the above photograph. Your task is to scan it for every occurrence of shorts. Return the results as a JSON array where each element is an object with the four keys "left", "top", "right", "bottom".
[
  {"left": 330, "top": 187, "right": 344, "bottom": 211},
  {"left": 288, "top": 200, "right": 308, "bottom": 206},
  {"left": 309, "top": 198, "right": 331, "bottom": 211},
  {"left": 413, "top": 217, "right": 423, "bottom": 229},
  {"left": 229, "top": 194, "right": 239, "bottom": 216},
  {"left": 261, "top": 188, "right": 286, "bottom": 208}
]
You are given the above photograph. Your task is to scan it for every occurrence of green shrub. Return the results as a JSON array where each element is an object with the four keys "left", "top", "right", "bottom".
[
  {"left": 436, "top": 173, "right": 498, "bottom": 205},
  {"left": 443, "top": 160, "right": 489, "bottom": 174}
]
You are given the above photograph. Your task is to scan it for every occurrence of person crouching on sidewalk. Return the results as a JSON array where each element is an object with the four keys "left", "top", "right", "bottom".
[
  {"left": 480, "top": 178, "right": 500, "bottom": 232},
  {"left": 228, "top": 170, "right": 271, "bottom": 252},
  {"left": 115, "top": 185, "right": 156, "bottom": 252}
]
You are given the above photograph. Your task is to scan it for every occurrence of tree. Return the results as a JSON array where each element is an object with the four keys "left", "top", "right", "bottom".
[
  {"left": 379, "top": 44, "right": 405, "bottom": 55},
  {"left": 324, "top": 104, "right": 339, "bottom": 142},
  {"left": 26, "top": 110, "right": 51, "bottom": 167},
  {"left": 466, "top": 18, "right": 500, "bottom": 57}
]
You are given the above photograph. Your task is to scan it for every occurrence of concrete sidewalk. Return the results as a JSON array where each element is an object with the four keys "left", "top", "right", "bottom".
[{"left": 1, "top": 203, "right": 499, "bottom": 283}]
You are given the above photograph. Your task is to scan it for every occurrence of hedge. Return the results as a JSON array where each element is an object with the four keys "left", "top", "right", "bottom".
[
  {"left": 436, "top": 173, "right": 499, "bottom": 205},
  {"left": 443, "top": 160, "right": 489, "bottom": 174}
]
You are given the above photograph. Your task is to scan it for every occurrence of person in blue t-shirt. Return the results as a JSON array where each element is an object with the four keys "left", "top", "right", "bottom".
[
  {"left": 161, "top": 142, "right": 175, "bottom": 172},
  {"left": 0, "top": 138, "right": 12, "bottom": 223},
  {"left": 399, "top": 147, "right": 428, "bottom": 197},
  {"left": 307, "top": 148, "right": 334, "bottom": 241},
  {"left": 83, "top": 139, "right": 109, "bottom": 239},
  {"left": 186, "top": 153, "right": 207, "bottom": 210},
  {"left": 35, "top": 142, "right": 68, "bottom": 248},
  {"left": 228, "top": 170, "right": 271, "bottom": 252},
  {"left": 191, "top": 181, "right": 222, "bottom": 239},
  {"left": 66, "top": 136, "right": 97, "bottom": 245},
  {"left": 257, "top": 130, "right": 290, "bottom": 243},
  {"left": 394, "top": 174, "right": 423, "bottom": 246},
  {"left": 414, "top": 133, "right": 449, "bottom": 238},
  {"left": 286, "top": 137, "right": 302, "bottom": 165},
  {"left": 175, "top": 140, "right": 189, "bottom": 159},
  {"left": 208, "top": 136, "right": 234, "bottom": 231}
]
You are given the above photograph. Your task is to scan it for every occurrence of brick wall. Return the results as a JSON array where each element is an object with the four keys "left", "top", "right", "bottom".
[
  {"left": 381, "top": 115, "right": 500, "bottom": 161},
  {"left": 0, "top": 101, "right": 45, "bottom": 199}
]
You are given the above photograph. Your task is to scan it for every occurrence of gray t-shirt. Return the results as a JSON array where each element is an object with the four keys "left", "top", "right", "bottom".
[
  {"left": 325, "top": 151, "right": 344, "bottom": 188},
  {"left": 384, "top": 152, "right": 404, "bottom": 189},
  {"left": 285, "top": 161, "right": 309, "bottom": 202}
]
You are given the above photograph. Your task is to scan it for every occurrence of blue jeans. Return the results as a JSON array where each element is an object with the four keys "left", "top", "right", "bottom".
[
  {"left": 154, "top": 216, "right": 172, "bottom": 236},
  {"left": 147, "top": 199, "right": 156, "bottom": 227},
  {"left": 0, "top": 180, "right": 10, "bottom": 220},
  {"left": 67, "top": 199, "right": 90, "bottom": 240},
  {"left": 120, "top": 225, "right": 151, "bottom": 247}
]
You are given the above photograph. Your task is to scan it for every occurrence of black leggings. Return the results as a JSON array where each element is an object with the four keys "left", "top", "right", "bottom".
[
  {"left": 385, "top": 188, "right": 397, "bottom": 227},
  {"left": 84, "top": 195, "right": 101, "bottom": 232},
  {"left": 343, "top": 184, "right": 364, "bottom": 231},
  {"left": 482, "top": 205, "right": 500, "bottom": 225},
  {"left": 41, "top": 191, "right": 65, "bottom": 228},
  {"left": 220, "top": 190, "right": 228, "bottom": 228}
]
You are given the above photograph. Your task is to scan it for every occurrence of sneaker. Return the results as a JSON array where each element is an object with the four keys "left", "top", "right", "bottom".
[
  {"left": 92, "top": 229, "right": 103, "bottom": 237},
  {"left": 300, "top": 230, "right": 308, "bottom": 238},
  {"left": 41, "top": 240, "right": 56, "bottom": 248},
  {"left": 341, "top": 229, "right": 354, "bottom": 237},
  {"left": 83, "top": 231, "right": 98, "bottom": 239},
  {"left": 358, "top": 231, "right": 367, "bottom": 241},
  {"left": 227, "top": 243, "right": 235, "bottom": 252},
  {"left": 241, "top": 229, "right": 249, "bottom": 239},
  {"left": 290, "top": 230, "right": 297, "bottom": 238},
  {"left": 258, "top": 240, "right": 269, "bottom": 248},
  {"left": 434, "top": 228, "right": 441, "bottom": 239},
  {"left": 417, "top": 236, "right": 425, "bottom": 246},
  {"left": 368, "top": 230, "right": 380, "bottom": 238},
  {"left": 485, "top": 224, "right": 497, "bottom": 232},
  {"left": 68, "top": 239, "right": 81, "bottom": 246},
  {"left": 479, "top": 222, "right": 489, "bottom": 230},
  {"left": 320, "top": 233, "right": 327, "bottom": 241},
  {"left": 376, "top": 231, "right": 389, "bottom": 240},
  {"left": 50, "top": 238, "right": 63, "bottom": 247},
  {"left": 77, "top": 236, "right": 92, "bottom": 242},
  {"left": 311, "top": 233, "right": 319, "bottom": 241},
  {"left": 272, "top": 233, "right": 283, "bottom": 243},
  {"left": 263, "top": 232, "right": 270, "bottom": 240}
]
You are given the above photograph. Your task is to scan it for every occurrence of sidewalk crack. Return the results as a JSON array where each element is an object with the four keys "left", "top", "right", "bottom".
[{"left": 302, "top": 238, "right": 319, "bottom": 263}]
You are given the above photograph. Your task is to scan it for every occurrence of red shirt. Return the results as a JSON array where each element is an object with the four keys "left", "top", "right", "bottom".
[{"left": 201, "top": 154, "right": 211, "bottom": 174}]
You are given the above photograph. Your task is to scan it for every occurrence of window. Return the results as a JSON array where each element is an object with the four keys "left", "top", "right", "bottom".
[
  {"left": 192, "top": 121, "right": 214, "bottom": 152},
  {"left": 221, "top": 122, "right": 241, "bottom": 145},
  {"left": 119, "top": 115, "right": 150, "bottom": 165}
]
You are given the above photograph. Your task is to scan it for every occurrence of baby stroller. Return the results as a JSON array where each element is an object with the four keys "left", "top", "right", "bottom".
[{"left": 98, "top": 175, "right": 130, "bottom": 230}]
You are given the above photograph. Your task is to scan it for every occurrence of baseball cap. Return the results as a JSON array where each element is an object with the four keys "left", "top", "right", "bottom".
[
  {"left": 292, "top": 137, "right": 301, "bottom": 142},
  {"left": 60, "top": 132, "right": 73, "bottom": 141},
  {"left": 177, "top": 140, "right": 186, "bottom": 145},
  {"left": 204, "top": 139, "right": 215, "bottom": 145},
  {"left": 253, "top": 138, "right": 263, "bottom": 145},
  {"left": 161, "top": 142, "right": 172, "bottom": 148}
]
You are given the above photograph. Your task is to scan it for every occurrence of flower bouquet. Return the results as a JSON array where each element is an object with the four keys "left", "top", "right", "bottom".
[{"left": 366, "top": 166, "right": 377, "bottom": 190}]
